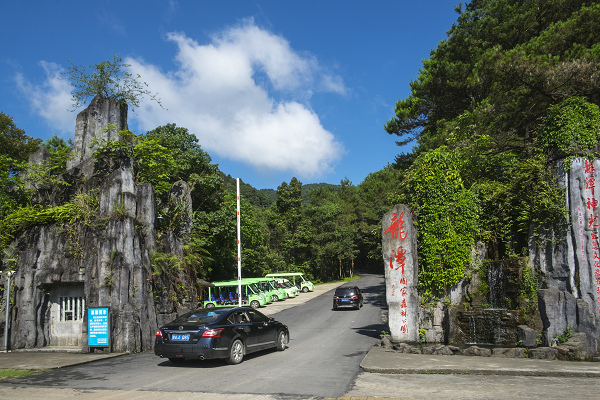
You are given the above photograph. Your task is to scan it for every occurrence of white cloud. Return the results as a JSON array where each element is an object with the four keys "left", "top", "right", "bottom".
[
  {"left": 15, "top": 61, "right": 76, "bottom": 133},
  {"left": 17, "top": 20, "right": 346, "bottom": 178},
  {"left": 129, "top": 22, "right": 346, "bottom": 177}
]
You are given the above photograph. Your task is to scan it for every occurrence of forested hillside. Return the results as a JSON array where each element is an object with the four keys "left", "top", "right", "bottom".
[{"left": 1, "top": 0, "right": 599, "bottom": 301}]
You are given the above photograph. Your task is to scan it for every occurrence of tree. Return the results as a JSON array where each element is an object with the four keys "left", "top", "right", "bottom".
[
  {"left": 0, "top": 112, "right": 42, "bottom": 174},
  {"left": 385, "top": 0, "right": 600, "bottom": 155},
  {"left": 44, "top": 134, "right": 73, "bottom": 174},
  {"left": 0, "top": 113, "right": 41, "bottom": 220},
  {"left": 145, "top": 123, "right": 223, "bottom": 212},
  {"left": 91, "top": 127, "right": 179, "bottom": 195},
  {"left": 63, "top": 54, "right": 162, "bottom": 111}
]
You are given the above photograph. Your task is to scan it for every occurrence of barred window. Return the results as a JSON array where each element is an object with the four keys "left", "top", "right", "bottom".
[{"left": 59, "top": 297, "right": 85, "bottom": 321}]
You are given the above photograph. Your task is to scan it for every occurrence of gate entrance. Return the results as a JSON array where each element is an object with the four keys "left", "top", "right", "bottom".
[{"left": 49, "top": 285, "right": 85, "bottom": 347}]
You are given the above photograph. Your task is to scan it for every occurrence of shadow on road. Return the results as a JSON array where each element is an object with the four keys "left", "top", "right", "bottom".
[
  {"left": 155, "top": 347, "right": 280, "bottom": 369},
  {"left": 351, "top": 322, "right": 388, "bottom": 339}
]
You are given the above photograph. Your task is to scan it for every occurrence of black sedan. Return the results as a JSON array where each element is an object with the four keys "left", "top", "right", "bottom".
[
  {"left": 154, "top": 307, "right": 289, "bottom": 364},
  {"left": 332, "top": 286, "right": 363, "bottom": 310}
]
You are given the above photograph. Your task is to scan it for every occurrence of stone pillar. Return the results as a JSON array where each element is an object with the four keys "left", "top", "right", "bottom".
[
  {"left": 67, "top": 96, "right": 128, "bottom": 174},
  {"left": 568, "top": 158, "right": 600, "bottom": 317},
  {"left": 382, "top": 204, "right": 419, "bottom": 342}
]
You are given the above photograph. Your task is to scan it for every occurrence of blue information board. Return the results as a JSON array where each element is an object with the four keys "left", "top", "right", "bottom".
[{"left": 88, "top": 307, "right": 110, "bottom": 347}]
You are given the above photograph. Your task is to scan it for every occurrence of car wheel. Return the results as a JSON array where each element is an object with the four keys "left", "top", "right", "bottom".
[
  {"left": 226, "top": 339, "right": 244, "bottom": 365},
  {"left": 168, "top": 358, "right": 185, "bottom": 363},
  {"left": 206, "top": 303, "right": 215, "bottom": 308},
  {"left": 272, "top": 295, "right": 279, "bottom": 302},
  {"left": 250, "top": 300, "right": 260, "bottom": 309},
  {"left": 276, "top": 330, "right": 288, "bottom": 351},
  {"left": 302, "top": 287, "right": 309, "bottom": 293}
]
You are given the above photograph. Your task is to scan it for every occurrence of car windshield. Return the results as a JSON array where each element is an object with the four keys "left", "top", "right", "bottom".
[
  {"left": 335, "top": 288, "right": 356, "bottom": 296},
  {"left": 171, "top": 310, "right": 226, "bottom": 325}
]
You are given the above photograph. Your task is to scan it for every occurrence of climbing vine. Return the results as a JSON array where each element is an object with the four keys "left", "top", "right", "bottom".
[
  {"left": 518, "top": 265, "right": 540, "bottom": 317},
  {"left": 0, "top": 192, "right": 98, "bottom": 251},
  {"left": 539, "top": 96, "right": 600, "bottom": 157},
  {"left": 406, "top": 147, "right": 480, "bottom": 297}
]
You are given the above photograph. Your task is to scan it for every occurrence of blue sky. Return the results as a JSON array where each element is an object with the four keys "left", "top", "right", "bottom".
[{"left": 1, "top": 1, "right": 459, "bottom": 190}]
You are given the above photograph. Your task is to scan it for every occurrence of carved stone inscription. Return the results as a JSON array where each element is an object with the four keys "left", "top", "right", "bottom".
[{"left": 382, "top": 204, "right": 419, "bottom": 342}]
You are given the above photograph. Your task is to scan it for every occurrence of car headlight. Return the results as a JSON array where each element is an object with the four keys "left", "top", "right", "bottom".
[
  {"left": 276, "top": 290, "right": 281, "bottom": 294},
  {"left": 257, "top": 295, "right": 263, "bottom": 300}
]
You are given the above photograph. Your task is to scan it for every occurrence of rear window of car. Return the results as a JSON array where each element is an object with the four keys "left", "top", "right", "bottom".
[
  {"left": 335, "top": 288, "right": 356, "bottom": 296},
  {"left": 171, "top": 310, "right": 226, "bottom": 325}
]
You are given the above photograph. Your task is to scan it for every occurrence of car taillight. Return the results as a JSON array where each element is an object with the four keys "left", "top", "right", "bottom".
[
  {"left": 333, "top": 296, "right": 339, "bottom": 299},
  {"left": 201, "top": 328, "right": 224, "bottom": 338},
  {"left": 352, "top": 295, "right": 358, "bottom": 299},
  {"left": 156, "top": 330, "right": 163, "bottom": 337}
]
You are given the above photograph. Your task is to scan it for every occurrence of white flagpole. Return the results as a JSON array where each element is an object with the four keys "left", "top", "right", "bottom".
[{"left": 237, "top": 178, "right": 242, "bottom": 307}]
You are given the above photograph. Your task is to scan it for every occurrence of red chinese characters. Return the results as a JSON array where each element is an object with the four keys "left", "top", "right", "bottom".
[
  {"left": 589, "top": 214, "right": 600, "bottom": 229},
  {"left": 390, "top": 247, "right": 407, "bottom": 274},
  {"left": 585, "top": 159, "right": 595, "bottom": 175},
  {"left": 384, "top": 212, "right": 407, "bottom": 240},
  {"left": 385, "top": 209, "right": 411, "bottom": 334},
  {"left": 583, "top": 160, "right": 600, "bottom": 316}
]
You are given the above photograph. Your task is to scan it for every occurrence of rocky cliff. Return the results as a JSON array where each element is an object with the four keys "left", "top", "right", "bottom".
[{"left": 0, "top": 97, "right": 188, "bottom": 353}]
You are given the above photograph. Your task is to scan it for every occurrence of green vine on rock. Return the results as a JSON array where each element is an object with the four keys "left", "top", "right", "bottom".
[
  {"left": 518, "top": 265, "right": 540, "bottom": 316},
  {"left": 0, "top": 192, "right": 99, "bottom": 250},
  {"left": 91, "top": 126, "right": 179, "bottom": 195},
  {"left": 407, "top": 147, "right": 480, "bottom": 297},
  {"left": 540, "top": 96, "right": 600, "bottom": 159}
]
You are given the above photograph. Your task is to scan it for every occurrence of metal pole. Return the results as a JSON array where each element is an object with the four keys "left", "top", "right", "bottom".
[
  {"left": 3, "top": 271, "right": 14, "bottom": 353},
  {"left": 237, "top": 178, "right": 242, "bottom": 307}
]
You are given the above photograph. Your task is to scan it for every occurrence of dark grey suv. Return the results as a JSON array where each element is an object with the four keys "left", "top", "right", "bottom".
[{"left": 333, "top": 286, "right": 363, "bottom": 310}]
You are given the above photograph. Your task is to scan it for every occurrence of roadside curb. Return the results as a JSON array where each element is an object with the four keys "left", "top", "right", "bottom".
[
  {"left": 360, "top": 345, "right": 600, "bottom": 378},
  {"left": 0, "top": 351, "right": 129, "bottom": 370}
]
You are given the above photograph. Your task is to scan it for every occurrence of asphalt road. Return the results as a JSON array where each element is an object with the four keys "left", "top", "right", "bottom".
[{"left": 2, "top": 273, "right": 387, "bottom": 398}]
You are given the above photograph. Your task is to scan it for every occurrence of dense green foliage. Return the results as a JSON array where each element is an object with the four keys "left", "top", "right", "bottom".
[
  {"left": 386, "top": 0, "right": 600, "bottom": 155},
  {"left": 382, "top": 0, "right": 598, "bottom": 296},
  {"left": 0, "top": 193, "right": 98, "bottom": 251},
  {"left": 407, "top": 147, "right": 479, "bottom": 296},
  {"left": 540, "top": 96, "right": 600, "bottom": 156},
  {"left": 92, "top": 126, "right": 180, "bottom": 195},
  {"left": 0, "top": 112, "right": 42, "bottom": 173}
]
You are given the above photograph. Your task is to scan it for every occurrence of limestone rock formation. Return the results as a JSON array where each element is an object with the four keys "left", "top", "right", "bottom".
[
  {"left": 0, "top": 97, "right": 189, "bottom": 353},
  {"left": 529, "top": 158, "right": 600, "bottom": 354},
  {"left": 67, "top": 96, "right": 128, "bottom": 175}
]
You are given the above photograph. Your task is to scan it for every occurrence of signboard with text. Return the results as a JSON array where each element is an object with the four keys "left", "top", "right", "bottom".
[{"left": 88, "top": 307, "right": 110, "bottom": 347}]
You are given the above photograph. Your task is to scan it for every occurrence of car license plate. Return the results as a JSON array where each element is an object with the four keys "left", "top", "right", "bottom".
[
  {"left": 341, "top": 299, "right": 349, "bottom": 302},
  {"left": 171, "top": 334, "right": 190, "bottom": 341}
]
